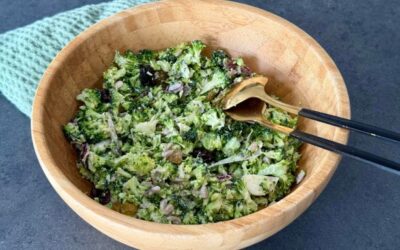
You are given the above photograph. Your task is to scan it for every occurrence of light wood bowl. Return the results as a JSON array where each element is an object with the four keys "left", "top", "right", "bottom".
[{"left": 31, "top": 0, "right": 350, "bottom": 249}]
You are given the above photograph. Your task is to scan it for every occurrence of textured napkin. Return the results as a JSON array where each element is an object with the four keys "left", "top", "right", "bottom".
[{"left": 0, "top": 0, "right": 154, "bottom": 117}]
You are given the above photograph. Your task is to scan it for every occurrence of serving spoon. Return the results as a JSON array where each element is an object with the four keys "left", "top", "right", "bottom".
[{"left": 222, "top": 76, "right": 400, "bottom": 172}]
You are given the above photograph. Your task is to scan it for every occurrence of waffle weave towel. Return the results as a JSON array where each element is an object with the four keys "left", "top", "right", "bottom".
[{"left": 0, "top": 0, "right": 153, "bottom": 117}]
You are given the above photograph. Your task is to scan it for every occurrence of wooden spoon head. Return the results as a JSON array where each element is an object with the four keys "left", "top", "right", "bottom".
[
  {"left": 225, "top": 97, "right": 294, "bottom": 135},
  {"left": 221, "top": 76, "right": 268, "bottom": 110},
  {"left": 225, "top": 98, "right": 267, "bottom": 123}
]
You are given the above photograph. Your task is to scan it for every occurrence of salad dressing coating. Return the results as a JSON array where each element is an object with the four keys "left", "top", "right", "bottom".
[{"left": 64, "top": 41, "right": 302, "bottom": 224}]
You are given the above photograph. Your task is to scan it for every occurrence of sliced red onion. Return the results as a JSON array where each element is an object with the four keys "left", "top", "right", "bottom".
[
  {"left": 239, "top": 66, "right": 252, "bottom": 76},
  {"left": 107, "top": 112, "right": 120, "bottom": 153},
  {"left": 172, "top": 178, "right": 184, "bottom": 183},
  {"left": 80, "top": 143, "right": 89, "bottom": 165},
  {"left": 199, "top": 184, "right": 208, "bottom": 199},
  {"left": 160, "top": 199, "right": 168, "bottom": 211},
  {"left": 210, "top": 150, "right": 261, "bottom": 168},
  {"left": 115, "top": 80, "right": 123, "bottom": 89},
  {"left": 146, "top": 186, "right": 161, "bottom": 195},
  {"left": 166, "top": 83, "right": 184, "bottom": 93},
  {"left": 167, "top": 216, "right": 181, "bottom": 224},
  {"left": 263, "top": 155, "right": 271, "bottom": 164},
  {"left": 160, "top": 200, "right": 174, "bottom": 215},
  {"left": 161, "top": 128, "right": 173, "bottom": 136},
  {"left": 182, "top": 85, "right": 192, "bottom": 96},
  {"left": 248, "top": 141, "right": 261, "bottom": 152}
]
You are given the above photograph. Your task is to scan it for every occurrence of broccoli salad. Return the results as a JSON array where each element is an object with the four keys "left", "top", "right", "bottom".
[{"left": 63, "top": 41, "right": 303, "bottom": 224}]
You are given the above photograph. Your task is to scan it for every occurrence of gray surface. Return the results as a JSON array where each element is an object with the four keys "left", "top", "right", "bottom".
[{"left": 0, "top": 0, "right": 399, "bottom": 249}]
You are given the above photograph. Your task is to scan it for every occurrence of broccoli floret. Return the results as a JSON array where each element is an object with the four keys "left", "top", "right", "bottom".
[
  {"left": 257, "top": 160, "right": 296, "bottom": 198},
  {"left": 134, "top": 119, "right": 158, "bottom": 136},
  {"left": 199, "top": 69, "right": 229, "bottom": 94},
  {"left": 123, "top": 176, "right": 147, "bottom": 199},
  {"left": 234, "top": 180, "right": 258, "bottom": 217},
  {"left": 77, "top": 89, "right": 101, "bottom": 110},
  {"left": 78, "top": 109, "right": 111, "bottom": 143},
  {"left": 132, "top": 154, "right": 156, "bottom": 176},
  {"left": 117, "top": 153, "right": 156, "bottom": 176},
  {"left": 114, "top": 50, "right": 139, "bottom": 73},
  {"left": 155, "top": 60, "right": 172, "bottom": 72},
  {"left": 137, "top": 49, "right": 157, "bottom": 64},
  {"left": 222, "top": 137, "right": 240, "bottom": 156},
  {"left": 263, "top": 149, "right": 284, "bottom": 162},
  {"left": 63, "top": 122, "right": 85, "bottom": 144},
  {"left": 114, "top": 113, "right": 132, "bottom": 136},
  {"left": 211, "top": 49, "right": 228, "bottom": 68},
  {"left": 167, "top": 41, "right": 206, "bottom": 80},
  {"left": 182, "top": 211, "right": 198, "bottom": 224},
  {"left": 201, "top": 133, "right": 222, "bottom": 151},
  {"left": 201, "top": 109, "right": 225, "bottom": 130},
  {"left": 87, "top": 152, "right": 108, "bottom": 172},
  {"left": 103, "top": 67, "right": 126, "bottom": 88},
  {"left": 64, "top": 40, "right": 303, "bottom": 224},
  {"left": 183, "top": 128, "right": 197, "bottom": 142},
  {"left": 205, "top": 193, "right": 223, "bottom": 219},
  {"left": 242, "top": 174, "right": 279, "bottom": 196},
  {"left": 235, "top": 57, "right": 245, "bottom": 66},
  {"left": 188, "top": 40, "right": 206, "bottom": 65},
  {"left": 159, "top": 47, "right": 178, "bottom": 63},
  {"left": 265, "top": 107, "right": 298, "bottom": 128}
]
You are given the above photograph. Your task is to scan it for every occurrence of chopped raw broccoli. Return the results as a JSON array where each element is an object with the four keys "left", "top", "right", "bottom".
[
  {"left": 201, "top": 109, "right": 225, "bottom": 130},
  {"left": 211, "top": 49, "right": 228, "bottom": 68},
  {"left": 137, "top": 49, "right": 157, "bottom": 64},
  {"left": 77, "top": 89, "right": 101, "bottom": 110},
  {"left": 201, "top": 133, "right": 222, "bottom": 151},
  {"left": 64, "top": 40, "right": 302, "bottom": 225},
  {"left": 78, "top": 109, "right": 110, "bottom": 143},
  {"left": 63, "top": 122, "right": 85, "bottom": 144},
  {"left": 199, "top": 69, "right": 229, "bottom": 94},
  {"left": 222, "top": 137, "right": 240, "bottom": 156}
]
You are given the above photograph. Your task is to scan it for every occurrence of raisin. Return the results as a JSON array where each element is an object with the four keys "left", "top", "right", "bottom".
[
  {"left": 139, "top": 65, "right": 156, "bottom": 85},
  {"left": 191, "top": 148, "right": 216, "bottom": 163},
  {"left": 100, "top": 89, "right": 111, "bottom": 103}
]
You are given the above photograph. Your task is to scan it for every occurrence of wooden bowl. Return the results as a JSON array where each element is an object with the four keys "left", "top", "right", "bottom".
[{"left": 31, "top": 0, "right": 350, "bottom": 249}]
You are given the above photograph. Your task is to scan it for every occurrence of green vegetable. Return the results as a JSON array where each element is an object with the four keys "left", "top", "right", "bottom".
[{"left": 64, "top": 40, "right": 303, "bottom": 224}]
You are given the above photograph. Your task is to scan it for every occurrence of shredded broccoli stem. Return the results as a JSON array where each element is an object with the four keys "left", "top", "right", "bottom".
[{"left": 63, "top": 40, "right": 303, "bottom": 224}]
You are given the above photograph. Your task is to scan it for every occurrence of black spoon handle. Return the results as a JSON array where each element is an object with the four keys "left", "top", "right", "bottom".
[
  {"left": 291, "top": 130, "right": 400, "bottom": 172},
  {"left": 299, "top": 108, "right": 400, "bottom": 143}
]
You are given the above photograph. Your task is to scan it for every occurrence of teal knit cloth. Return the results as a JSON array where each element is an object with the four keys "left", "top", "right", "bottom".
[{"left": 0, "top": 0, "right": 154, "bottom": 117}]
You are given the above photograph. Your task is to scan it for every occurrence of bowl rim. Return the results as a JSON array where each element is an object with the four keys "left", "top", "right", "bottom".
[{"left": 31, "top": 0, "right": 351, "bottom": 246}]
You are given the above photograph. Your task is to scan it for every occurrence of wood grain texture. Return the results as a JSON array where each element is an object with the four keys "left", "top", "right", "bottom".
[{"left": 31, "top": 0, "right": 350, "bottom": 249}]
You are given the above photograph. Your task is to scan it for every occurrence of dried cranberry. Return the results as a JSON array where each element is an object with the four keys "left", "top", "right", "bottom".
[
  {"left": 217, "top": 174, "right": 232, "bottom": 181},
  {"left": 100, "top": 89, "right": 111, "bottom": 103},
  {"left": 240, "top": 66, "right": 252, "bottom": 76},
  {"left": 139, "top": 65, "right": 156, "bottom": 85},
  {"left": 224, "top": 59, "right": 237, "bottom": 71},
  {"left": 191, "top": 148, "right": 216, "bottom": 163}
]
